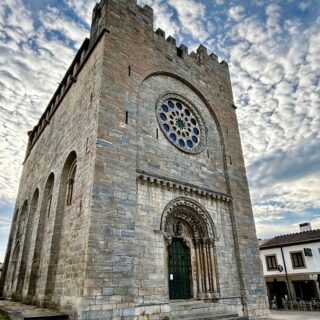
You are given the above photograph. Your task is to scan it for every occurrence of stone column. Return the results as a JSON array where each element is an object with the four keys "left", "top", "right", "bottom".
[
  {"left": 205, "top": 240, "right": 213, "bottom": 292},
  {"left": 194, "top": 238, "right": 218, "bottom": 299},
  {"left": 202, "top": 240, "right": 210, "bottom": 294},
  {"left": 209, "top": 240, "right": 217, "bottom": 293},
  {"left": 195, "top": 240, "right": 203, "bottom": 296}
]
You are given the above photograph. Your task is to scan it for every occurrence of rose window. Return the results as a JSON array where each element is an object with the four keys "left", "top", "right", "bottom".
[{"left": 156, "top": 93, "right": 206, "bottom": 154}]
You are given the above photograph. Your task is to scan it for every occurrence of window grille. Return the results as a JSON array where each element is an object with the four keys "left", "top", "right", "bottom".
[
  {"left": 266, "top": 255, "right": 277, "bottom": 270},
  {"left": 291, "top": 251, "right": 305, "bottom": 268}
]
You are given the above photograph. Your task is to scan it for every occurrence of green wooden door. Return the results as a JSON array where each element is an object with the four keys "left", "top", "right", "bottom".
[{"left": 168, "top": 238, "right": 191, "bottom": 299}]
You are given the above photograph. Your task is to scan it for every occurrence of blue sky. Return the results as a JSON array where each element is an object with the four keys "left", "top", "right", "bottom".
[{"left": 0, "top": 0, "right": 319, "bottom": 262}]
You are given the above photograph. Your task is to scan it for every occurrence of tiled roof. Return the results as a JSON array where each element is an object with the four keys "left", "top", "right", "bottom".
[{"left": 260, "top": 229, "right": 320, "bottom": 249}]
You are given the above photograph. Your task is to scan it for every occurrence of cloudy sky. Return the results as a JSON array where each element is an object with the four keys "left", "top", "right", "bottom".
[{"left": 0, "top": 0, "right": 319, "bottom": 262}]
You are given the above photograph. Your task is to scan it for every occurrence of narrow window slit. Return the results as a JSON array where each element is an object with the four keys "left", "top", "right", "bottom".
[
  {"left": 66, "top": 159, "right": 77, "bottom": 206},
  {"left": 86, "top": 137, "right": 89, "bottom": 153},
  {"left": 156, "top": 128, "right": 159, "bottom": 139},
  {"left": 128, "top": 65, "right": 131, "bottom": 77},
  {"left": 125, "top": 111, "right": 129, "bottom": 124},
  {"left": 229, "top": 156, "right": 232, "bottom": 165}
]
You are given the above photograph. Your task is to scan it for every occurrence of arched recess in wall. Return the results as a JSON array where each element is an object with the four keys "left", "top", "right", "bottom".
[
  {"left": 16, "top": 189, "right": 39, "bottom": 300},
  {"left": 142, "top": 72, "right": 225, "bottom": 140},
  {"left": 140, "top": 71, "right": 230, "bottom": 192},
  {"left": 16, "top": 200, "right": 28, "bottom": 241},
  {"left": 160, "top": 197, "right": 219, "bottom": 300},
  {"left": 0, "top": 208, "right": 19, "bottom": 295},
  {"left": 11, "top": 200, "right": 28, "bottom": 292},
  {"left": 28, "top": 174, "right": 54, "bottom": 301},
  {"left": 45, "top": 151, "right": 77, "bottom": 301},
  {"left": 10, "top": 242, "right": 20, "bottom": 289}
]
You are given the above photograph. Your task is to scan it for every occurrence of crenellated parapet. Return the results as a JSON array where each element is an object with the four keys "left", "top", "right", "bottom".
[
  {"left": 153, "top": 27, "right": 229, "bottom": 74},
  {"left": 24, "top": 38, "right": 92, "bottom": 161},
  {"left": 90, "top": 0, "right": 153, "bottom": 44},
  {"left": 25, "top": 0, "right": 229, "bottom": 160}
]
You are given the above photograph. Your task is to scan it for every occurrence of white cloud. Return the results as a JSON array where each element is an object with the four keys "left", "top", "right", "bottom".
[
  {"left": 228, "top": 5, "right": 246, "bottom": 22},
  {"left": 265, "top": 3, "right": 281, "bottom": 33},
  {"left": 219, "top": 2, "right": 320, "bottom": 238},
  {"left": 0, "top": 0, "right": 86, "bottom": 209},
  {"left": 138, "top": 0, "right": 180, "bottom": 37},
  {"left": 0, "top": 0, "right": 319, "bottom": 254},
  {"left": 39, "top": 6, "right": 89, "bottom": 46},
  {"left": 168, "top": 0, "right": 210, "bottom": 41},
  {"left": 65, "top": 0, "right": 96, "bottom": 26},
  {"left": 298, "top": 1, "right": 311, "bottom": 11}
]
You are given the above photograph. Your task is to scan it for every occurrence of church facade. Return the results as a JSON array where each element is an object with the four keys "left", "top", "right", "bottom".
[{"left": 0, "top": 1, "right": 269, "bottom": 319}]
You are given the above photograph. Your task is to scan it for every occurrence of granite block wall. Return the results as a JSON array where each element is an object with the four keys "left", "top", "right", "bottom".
[{"left": 1, "top": 0, "right": 270, "bottom": 319}]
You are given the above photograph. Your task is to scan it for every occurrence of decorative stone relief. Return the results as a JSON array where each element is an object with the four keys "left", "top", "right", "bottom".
[
  {"left": 137, "top": 170, "right": 232, "bottom": 202},
  {"left": 161, "top": 197, "right": 219, "bottom": 299}
]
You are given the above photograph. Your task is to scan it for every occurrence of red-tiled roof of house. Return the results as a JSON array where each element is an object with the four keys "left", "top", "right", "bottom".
[{"left": 260, "top": 229, "right": 320, "bottom": 249}]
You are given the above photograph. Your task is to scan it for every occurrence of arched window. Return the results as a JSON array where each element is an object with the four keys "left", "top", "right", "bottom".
[
  {"left": 66, "top": 159, "right": 77, "bottom": 206},
  {"left": 46, "top": 183, "right": 54, "bottom": 217}
]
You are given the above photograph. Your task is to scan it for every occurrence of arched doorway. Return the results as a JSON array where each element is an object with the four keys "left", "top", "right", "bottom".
[
  {"left": 161, "top": 198, "right": 218, "bottom": 300},
  {"left": 168, "top": 238, "right": 191, "bottom": 299}
]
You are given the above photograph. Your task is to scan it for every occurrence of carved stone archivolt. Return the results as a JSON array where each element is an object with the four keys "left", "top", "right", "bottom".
[
  {"left": 161, "top": 197, "right": 219, "bottom": 299},
  {"left": 161, "top": 197, "right": 216, "bottom": 239}
]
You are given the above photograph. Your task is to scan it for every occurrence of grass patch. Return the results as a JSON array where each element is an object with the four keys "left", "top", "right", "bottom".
[{"left": 0, "top": 312, "right": 8, "bottom": 320}]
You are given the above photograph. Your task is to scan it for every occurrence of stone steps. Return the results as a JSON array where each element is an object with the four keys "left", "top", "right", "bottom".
[
  {"left": 24, "top": 316, "right": 69, "bottom": 320},
  {"left": 173, "top": 313, "right": 247, "bottom": 320},
  {"left": 170, "top": 300, "right": 248, "bottom": 320},
  {"left": 0, "top": 300, "right": 69, "bottom": 320}
]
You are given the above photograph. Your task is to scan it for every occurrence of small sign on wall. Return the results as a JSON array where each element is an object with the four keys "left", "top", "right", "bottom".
[
  {"left": 170, "top": 274, "right": 174, "bottom": 280},
  {"left": 304, "top": 248, "right": 312, "bottom": 256}
]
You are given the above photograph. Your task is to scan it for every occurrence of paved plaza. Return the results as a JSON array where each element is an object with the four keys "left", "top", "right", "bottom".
[
  {"left": 270, "top": 310, "right": 320, "bottom": 319},
  {"left": 0, "top": 299, "right": 68, "bottom": 319}
]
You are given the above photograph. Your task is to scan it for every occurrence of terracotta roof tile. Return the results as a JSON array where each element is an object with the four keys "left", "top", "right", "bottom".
[{"left": 260, "top": 229, "right": 320, "bottom": 249}]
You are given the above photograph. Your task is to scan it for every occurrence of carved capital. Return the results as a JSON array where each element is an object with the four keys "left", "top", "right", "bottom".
[{"left": 163, "top": 232, "right": 172, "bottom": 246}]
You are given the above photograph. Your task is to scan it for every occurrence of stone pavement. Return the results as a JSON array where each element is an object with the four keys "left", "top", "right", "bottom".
[
  {"left": 270, "top": 310, "right": 320, "bottom": 320},
  {"left": 0, "top": 300, "right": 68, "bottom": 319}
]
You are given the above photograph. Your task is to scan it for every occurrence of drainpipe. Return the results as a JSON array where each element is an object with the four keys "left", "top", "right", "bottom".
[{"left": 280, "top": 245, "right": 293, "bottom": 300}]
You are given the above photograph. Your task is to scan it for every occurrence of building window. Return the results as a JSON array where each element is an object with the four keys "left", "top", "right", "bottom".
[
  {"left": 66, "top": 159, "right": 77, "bottom": 206},
  {"left": 47, "top": 186, "right": 53, "bottom": 217},
  {"left": 291, "top": 251, "right": 305, "bottom": 268},
  {"left": 266, "top": 255, "right": 278, "bottom": 270}
]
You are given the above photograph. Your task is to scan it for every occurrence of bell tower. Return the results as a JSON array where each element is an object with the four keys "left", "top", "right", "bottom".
[{"left": 1, "top": 1, "right": 269, "bottom": 319}]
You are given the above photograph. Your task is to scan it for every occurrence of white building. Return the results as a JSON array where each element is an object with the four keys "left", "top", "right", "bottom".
[{"left": 260, "top": 223, "right": 320, "bottom": 304}]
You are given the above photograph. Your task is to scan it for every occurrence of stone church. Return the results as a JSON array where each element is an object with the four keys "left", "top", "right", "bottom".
[{"left": 0, "top": 0, "right": 269, "bottom": 319}]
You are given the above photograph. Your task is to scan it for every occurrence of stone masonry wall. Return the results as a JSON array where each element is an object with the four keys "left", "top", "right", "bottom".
[
  {"left": 2, "top": 36, "right": 104, "bottom": 317},
  {"left": 87, "top": 0, "right": 269, "bottom": 319},
  {"left": 1, "top": 0, "right": 270, "bottom": 319},
  {"left": 135, "top": 182, "right": 242, "bottom": 310}
]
